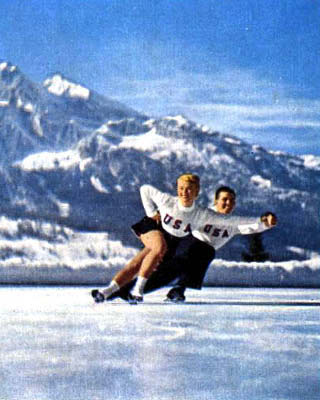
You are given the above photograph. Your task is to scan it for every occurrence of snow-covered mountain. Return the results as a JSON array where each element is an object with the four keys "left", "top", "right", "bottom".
[
  {"left": 0, "top": 61, "right": 319, "bottom": 271},
  {"left": 0, "top": 61, "right": 144, "bottom": 164}
]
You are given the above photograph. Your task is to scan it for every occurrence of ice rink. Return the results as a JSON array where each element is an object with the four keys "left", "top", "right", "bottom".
[{"left": 0, "top": 286, "right": 319, "bottom": 400}]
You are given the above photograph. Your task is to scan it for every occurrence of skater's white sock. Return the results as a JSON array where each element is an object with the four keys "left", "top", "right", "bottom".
[
  {"left": 102, "top": 280, "right": 120, "bottom": 299},
  {"left": 131, "top": 276, "right": 147, "bottom": 297}
]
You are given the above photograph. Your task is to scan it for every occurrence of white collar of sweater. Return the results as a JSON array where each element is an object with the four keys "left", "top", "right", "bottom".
[{"left": 177, "top": 199, "right": 195, "bottom": 212}]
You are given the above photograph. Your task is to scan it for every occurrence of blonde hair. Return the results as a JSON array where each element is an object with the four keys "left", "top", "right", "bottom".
[{"left": 177, "top": 173, "right": 200, "bottom": 194}]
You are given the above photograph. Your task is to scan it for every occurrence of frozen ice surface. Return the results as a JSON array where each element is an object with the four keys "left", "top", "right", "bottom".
[{"left": 0, "top": 286, "right": 319, "bottom": 400}]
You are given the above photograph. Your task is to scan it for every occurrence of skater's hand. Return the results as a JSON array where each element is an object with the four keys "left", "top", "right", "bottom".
[
  {"left": 261, "top": 212, "right": 277, "bottom": 227},
  {"left": 151, "top": 211, "right": 161, "bottom": 225}
]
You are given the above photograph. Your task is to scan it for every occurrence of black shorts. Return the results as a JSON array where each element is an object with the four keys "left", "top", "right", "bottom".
[
  {"left": 131, "top": 216, "right": 161, "bottom": 237},
  {"left": 131, "top": 217, "right": 190, "bottom": 256}
]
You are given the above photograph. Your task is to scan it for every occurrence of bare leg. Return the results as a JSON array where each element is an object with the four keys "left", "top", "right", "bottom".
[
  {"left": 138, "top": 230, "right": 167, "bottom": 278},
  {"left": 94, "top": 248, "right": 149, "bottom": 300},
  {"left": 113, "top": 230, "right": 166, "bottom": 286},
  {"left": 113, "top": 247, "right": 150, "bottom": 286},
  {"left": 92, "top": 230, "right": 167, "bottom": 302},
  {"left": 131, "top": 230, "right": 167, "bottom": 298}
]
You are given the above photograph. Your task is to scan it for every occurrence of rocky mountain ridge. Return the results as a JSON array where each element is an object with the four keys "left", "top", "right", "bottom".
[{"left": 0, "top": 61, "right": 319, "bottom": 261}]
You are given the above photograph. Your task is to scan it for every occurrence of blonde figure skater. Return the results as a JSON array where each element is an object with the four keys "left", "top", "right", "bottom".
[{"left": 92, "top": 173, "right": 203, "bottom": 303}]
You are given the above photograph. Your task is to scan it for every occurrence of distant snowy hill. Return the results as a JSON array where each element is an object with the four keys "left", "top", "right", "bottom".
[
  {"left": 0, "top": 216, "right": 318, "bottom": 287},
  {"left": 0, "top": 61, "right": 319, "bottom": 279},
  {"left": 0, "top": 61, "right": 144, "bottom": 164}
]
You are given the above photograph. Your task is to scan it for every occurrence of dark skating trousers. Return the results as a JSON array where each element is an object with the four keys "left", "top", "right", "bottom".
[
  {"left": 145, "top": 235, "right": 216, "bottom": 292},
  {"left": 111, "top": 235, "right": 215, "bottom": 299}
]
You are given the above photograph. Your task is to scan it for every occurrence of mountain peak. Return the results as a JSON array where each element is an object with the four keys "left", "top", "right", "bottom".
[
  {"left": 0, "top": 61, "right": 19, "bottom": 74},
  {"left": 0, "top": 61, "right": 25, "bottom": 87},
  {"left": 163, "top": 115, "right": 189, "bottom": 127},
  {"left": 43, "top": 74, "right": 90, "bottom": 100}
]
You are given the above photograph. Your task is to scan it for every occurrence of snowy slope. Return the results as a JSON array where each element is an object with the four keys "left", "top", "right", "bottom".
[
  {"left": 0, "top": 216, "right": 318, "bottom": 287},
  {"left": 8, "top": 115, "right": 320, "bottom": 261},
  {"left": 0, "top": 61, "right": 319, "bottom": 278}
]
